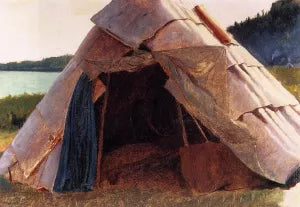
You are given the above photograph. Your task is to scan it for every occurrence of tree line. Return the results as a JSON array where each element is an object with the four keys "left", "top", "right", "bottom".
[
  {"left": 227, "top": 0, "right": 300, "bottom": 66},
  {"left": 0, "top": 55, "right": 73, "bottom": 72}
]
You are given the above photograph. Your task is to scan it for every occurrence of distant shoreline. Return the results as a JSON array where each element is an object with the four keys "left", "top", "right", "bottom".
[
  {"left": 0, "top": 69, "right": 62, "bottom": 72},
  {"left": 0, "top": 55, "right": 72, "bottom": 73}
]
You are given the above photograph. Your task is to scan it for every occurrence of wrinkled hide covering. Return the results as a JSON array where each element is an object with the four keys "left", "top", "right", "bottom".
[
  {"left": 12, "top": 61, "right": 83, "bottom": 178},
  {"left": 146, "top": 19, "right": 222, "bottom": 51},
  {"left": 91, "top": 0, "right": 202, "bottom": 48},
  {"left": 228, "top": 64, "right": 299, "bottom": 120},
  {"left": 81, "top": 28, "right": 131, "bottom": 79},
  {"left": 53, "top": 73, "right": 97, "bottom": 193},
  {"left": 3, "top": 143, "right": 62, "bottom": 190},
  {"left": 5, "top": 26, "right": 102, "bottom": 179},
  {"left": 87, "top": 50, "right": 156, "bottom": 74},
  {"left": 154, "top": 46, "right": 228, "bottom": 117},
  {"left": 154, "top": 47, "right": 300, "bottom": 183}
]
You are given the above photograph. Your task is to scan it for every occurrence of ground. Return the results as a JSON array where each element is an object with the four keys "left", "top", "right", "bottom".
[
  {"left": 0, "top": 181, "right": 289, "bottom": 207},
  {"left": 0, "top": 131, "right": 17, "bottom": 152}
]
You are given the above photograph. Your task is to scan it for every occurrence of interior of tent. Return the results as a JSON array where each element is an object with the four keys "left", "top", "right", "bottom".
[
  {"left": 79, "top": 60, "right": 271, "bottom": 193},
  {"left": 93, "top": 63, "right": 213, "bottom": 187},
  {"left": 97, "top": 63, "right": 214, "bottom": 153}
]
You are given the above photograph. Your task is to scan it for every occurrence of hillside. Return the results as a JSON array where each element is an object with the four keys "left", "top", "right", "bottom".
[
  {"left": 228, "top": 0, "right": 300, "bottom": 66},
  {"left": 0, "top": 55, "right": 73, "bottom": 72}
]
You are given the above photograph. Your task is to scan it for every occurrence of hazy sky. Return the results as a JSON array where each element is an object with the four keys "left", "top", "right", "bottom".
[{"left": 0, "top": 0, "right": 277, "bottom": 63}]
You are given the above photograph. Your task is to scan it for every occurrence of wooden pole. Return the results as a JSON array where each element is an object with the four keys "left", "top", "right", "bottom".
[
  {"left": 194, "top": 5, "right": 233, "bottom": 45},
  {"left": 191, "top": 115, "right": 209, "bottom": 142},
  {"left": 176, "top": 102, "right": 189, "bottom": 147},
  {"left": 95, "top": 73, "right": 111, "bottom": 188},
  {"left": 8, "top": 167, "right": 12, "bottom": 184}
]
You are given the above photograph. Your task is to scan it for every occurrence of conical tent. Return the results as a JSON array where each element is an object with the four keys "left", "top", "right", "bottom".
[{"left": 1, "top": 0, "right": 300, "bottom": 192}]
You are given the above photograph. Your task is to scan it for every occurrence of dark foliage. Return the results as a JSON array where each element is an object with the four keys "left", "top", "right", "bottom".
[
  {"left": 228, "top": 0, "right": 300, "bottom": 66},
  {"left": 0, "top": 55, "right": 73, "bottom": 72},
  {"left": 0, "top": 94, "right": 44, "bottom": 130}
]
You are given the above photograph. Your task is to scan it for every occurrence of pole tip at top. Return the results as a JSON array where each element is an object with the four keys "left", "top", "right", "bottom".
[{"left": 194, "top": 4, "right": 234, "bottom": 45}]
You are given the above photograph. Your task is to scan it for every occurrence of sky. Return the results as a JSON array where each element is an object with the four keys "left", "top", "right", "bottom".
[{"left": 0, "top": 0, "right": 277, "bottom": 63}]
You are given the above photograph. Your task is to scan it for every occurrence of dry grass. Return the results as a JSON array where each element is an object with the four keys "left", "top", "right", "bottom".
[
  {"left": 0, "top": 130, "right": 17, "bottom": 151},
  {"left": 268, "top": 67, "right": 300, "bottom": 100},
  {"left": 0, "top": 183, "right": 284, "bottom": 207}
]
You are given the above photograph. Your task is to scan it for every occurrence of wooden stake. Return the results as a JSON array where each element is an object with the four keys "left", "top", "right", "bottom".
[
  {"left": 191, "top": 115, "right": 209, "bottom": 142},
  {"left": 176, "top": 102, "right": 189, "bottom": 147},
  {"left": 8, "top": 167, "right": 12, "bottom": 184},
  {"left": 95, "top": 73, "right": 111, "bottom": 188}
]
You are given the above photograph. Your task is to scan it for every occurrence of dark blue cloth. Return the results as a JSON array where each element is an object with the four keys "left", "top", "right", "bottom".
[{"left": 53, "top": 73, "right": 98, "bottom": 193}]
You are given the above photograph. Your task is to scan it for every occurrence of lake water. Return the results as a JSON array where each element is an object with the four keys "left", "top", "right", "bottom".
[{"left": 0, "top": 71, "right": 60, "bottom": 98}]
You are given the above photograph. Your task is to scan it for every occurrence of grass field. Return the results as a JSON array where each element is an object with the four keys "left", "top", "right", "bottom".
[
  {"left": 0, "top": 93, "right": 44, "bottom": 151},
  {"left": 0, "top": 131, "right": 17, "bottom": 152},
  {"left": 0, "top": 183, "right": 287, "bottom": 207},
  {"left": 268, "top": 67, "right": 300, "bottom": 100},
  {"left": 0, "top": 93, "right": 44, "bottom": 130}
]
